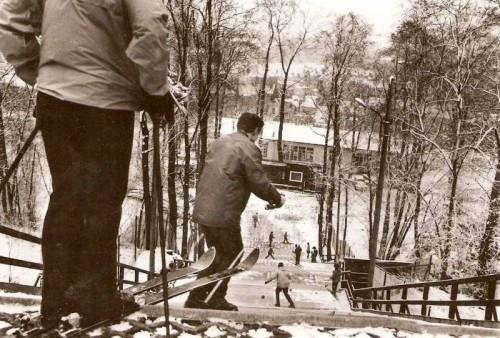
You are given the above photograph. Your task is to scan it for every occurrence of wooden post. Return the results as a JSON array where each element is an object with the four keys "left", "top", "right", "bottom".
[
  {"left": 449, "top": 283, "right": 459, "bottom": 320},
  {"left": 385, "top": 289, "right": 392, "bottom": 312},
  {"left": 135, "top": 270, "right": 139, "bottom": 284},
  {"left": 372, "top": 289, "right": 377, "bottom": 310},
  {"left": 421, "top": 285, "right": 429, "bottom": 316},
  {"left": 485, "top": 279, "right": 497, "bottom": 320},
  {"left": 118, "top": 266, "right": 124, "bottom": 290},
  {"left": 400, "top": 287, "right": 408, "bottom": 314}
]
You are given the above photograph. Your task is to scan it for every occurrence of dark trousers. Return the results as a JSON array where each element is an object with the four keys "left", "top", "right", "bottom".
[
  {"left": 275, "top": 287, "right": 294, "bottom": 307},
  {"left": 187, "top": 225, "right": 243, "bottom": 302},
  {"left": 265, "top": 253, "right": 275, "bottom": 259},
  {"left": 37, "top": 93, "right": 134, "bottom": 319},
  {"left": 295, "top": 254, "right": 301, "bottom": 265}
]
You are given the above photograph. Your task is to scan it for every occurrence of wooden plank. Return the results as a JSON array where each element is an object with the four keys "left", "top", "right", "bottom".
[
  {"left": 0, "top": 224, "right": 41, "bottom": 244},
  {"left": 0, "top": 282, "right": 41, "bottom": 295},
  {"left": 0, "top": 256, "right": 42, "bottom": 270}
]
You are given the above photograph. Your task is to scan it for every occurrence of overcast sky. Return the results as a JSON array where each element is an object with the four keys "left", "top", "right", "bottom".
[{"left": 298, "top": 0, "right": 408, "bottom": 45}]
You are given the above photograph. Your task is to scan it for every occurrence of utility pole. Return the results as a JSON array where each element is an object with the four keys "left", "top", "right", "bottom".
[{"left": 368, "top": 77, "right": 394, "bottom": 286}]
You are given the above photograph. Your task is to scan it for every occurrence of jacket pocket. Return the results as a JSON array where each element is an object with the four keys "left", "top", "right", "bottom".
[{"left": 74, "top": 0, "right": 123, "bottom": 16}]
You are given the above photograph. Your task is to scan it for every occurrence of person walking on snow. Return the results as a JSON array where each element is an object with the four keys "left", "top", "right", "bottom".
[
  {"left": 330, "top": 262, "right": 342, "bottom": 295},
  {"left": 0, "top": 0, "right": 173, "bottom": 328},
  {"left": 283, "top": 231, "right": 290, "bottom": 244},
  {"left": 265, "top": 262, "right": 295, "bottom": 308},
  {"left": 293, "top": 244, "right": 302, "bottom": 265},
  {"left": 186, "top": 113, "right": 285, "bottom": 311},
  {"left": 311, "top": 246, "right": 318, "bottom": 263},
  {"left": 265, "top": 246, "right": 275, "bottom": 259},
  {"left": 252, "top": 212, "right": 258, "bottom": 228},
  {"left": 306, "top": 242, "right": 311, "bottom": 258},
  {"left": 269, "top": 231, "right": 274, "bottom": 247}
]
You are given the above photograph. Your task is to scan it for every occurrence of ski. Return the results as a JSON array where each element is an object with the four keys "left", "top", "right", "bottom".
[
  {"left": 22, "top": 249, "right": 216, "bottom": 337},
  {"left": 124, "top": 247, "right": 216, "bottom": 296},
  {"left": 145, "top": 247, "right": 260, "bottom": 305}
]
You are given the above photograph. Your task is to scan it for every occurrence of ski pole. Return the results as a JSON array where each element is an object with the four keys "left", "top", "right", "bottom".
[
  {"left": 151, "top": 114, "right": 170, "bottom": 337},
  {"left": 203, "top": 248, "right": 244, "bottom": 305},
  {"left": 0, "top": 122, "right": 40, "bottom": 193}
]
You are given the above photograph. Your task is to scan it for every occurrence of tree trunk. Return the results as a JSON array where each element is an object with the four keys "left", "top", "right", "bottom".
[
  {"left": 441, "top": 165, "right": 459, "bottom": 280},
  {"left": 167, "top": 117, "right": 178, "bottom": 251},
  {"left": 413, "top": 172, "right": 424, "bottom": 258},
  {"left": 181, "top": 116, "right": 191, "bottom": 258},
  {"left": 277, "top": 76, "right": 288, "bottom": 162},
  {"left": 257, "top": 22, "right": 274, "bottom": 118},
  {"left": 478, "top": 130, "right": 500, "bottom": 274},
  {"left": 379, "top": 187, "right": 391, "bottom": 258},
  {"left": 317, "top": 107, "right": 333, "bottom": 258},
  {"left": 335, "top": 176, "right": 341, "bottom": 259},
  {"left": 140, "top": 113, "right": 153, "bottom": 250}
]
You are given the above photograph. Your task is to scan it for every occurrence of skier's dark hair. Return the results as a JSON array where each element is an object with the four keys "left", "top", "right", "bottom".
[
  {"left": 278, "top": 262, "right": 284, "bottom": 267},
  {"left": 237, "top": 113, "right": 264, "bottom": 133}
]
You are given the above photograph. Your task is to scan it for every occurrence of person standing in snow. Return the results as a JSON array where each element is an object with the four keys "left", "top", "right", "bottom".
[
  {"left": 311, "top": 246, "right": 318, "bottom": 263},
  {"left": 265, "top": 262, "right": 295, "bottom": 308},
  {"left": 0, "top": 0, "right": 172, "bottom": 328},
  {"left": 252, "top": 212, "right": 259, "bottom": 228},
  {"left": 269, "top": 231, "right": 274, "bottom": 247},
  {"left": 187, "top": 113, "right": 285, "bottom": 311},
  {"left": 330, "top": 262, "right": 342, "bottom": 294},
  {"left": 293, "top": 244, "right": 302, "bottom": 265},
  {"left": 306, "top": 242, "right": 311, "bottom": 259}
]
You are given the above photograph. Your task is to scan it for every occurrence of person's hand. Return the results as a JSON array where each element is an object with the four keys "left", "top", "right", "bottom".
[{"left": 143, "top": 92, "right": 174, "bottom": 126}]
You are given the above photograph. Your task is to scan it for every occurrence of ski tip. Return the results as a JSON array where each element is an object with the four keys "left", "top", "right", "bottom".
[{"left": 198, "top": 247, "right": 216, "bottom": 265}]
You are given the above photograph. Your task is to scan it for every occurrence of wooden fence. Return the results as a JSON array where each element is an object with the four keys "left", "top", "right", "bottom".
[{"left": 344, "top": 271, "right": 500, "bottom": 326}]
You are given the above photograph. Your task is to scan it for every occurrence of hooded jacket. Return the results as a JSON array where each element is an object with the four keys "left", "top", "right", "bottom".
[
  {"left": 0, "top": 0, "right": 169, "bottom": 111},
  {"left": 192, "top": 132, "right": 281, "bottom": 228}
]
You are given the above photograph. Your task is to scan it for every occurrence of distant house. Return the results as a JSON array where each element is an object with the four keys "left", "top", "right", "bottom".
[{"left": 219, "top": 118, "right": 379, "bottom": 192}]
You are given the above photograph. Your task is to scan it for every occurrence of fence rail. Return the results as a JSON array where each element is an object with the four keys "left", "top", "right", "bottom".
[{"left": 344, "top": 271, "right": 500, "bottom": 323}]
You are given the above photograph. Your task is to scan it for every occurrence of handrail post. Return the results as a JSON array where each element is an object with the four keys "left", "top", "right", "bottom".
[
  {"left": 421, "top": 285, "right": 429, "bottom": 316},
  {"left": 119, "top": 266, "right": 124, "bottom": 290},
  {"left": 449, "top": 283, "right": 458, "bottom": 320},
  {"left": 485, "top": 279, "right": 496, "bottom": 320},
  {"left": 400, "top": 287, "right": 408, "bottom": 314},
  {"left": 385, "top": 289, "right": 393, "bottom": 312}
]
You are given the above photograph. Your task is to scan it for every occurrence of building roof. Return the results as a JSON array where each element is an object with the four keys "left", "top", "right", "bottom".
[{"left": 220, "top": 117, "right": 379, "bottom": 151}]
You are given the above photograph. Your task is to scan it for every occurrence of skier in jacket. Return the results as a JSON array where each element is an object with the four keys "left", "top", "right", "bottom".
[
  {"left": 0, "top": 0, "right": 172, "bottom": 328},
  {"left": 186, "top": 113, "right": 285, "bottom": 311}
]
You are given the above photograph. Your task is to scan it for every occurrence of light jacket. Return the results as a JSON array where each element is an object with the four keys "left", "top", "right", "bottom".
[
  {"left": 0, "top": 0, "right": 169, "bottom": 111},
  {"left": 267, "top": 269, "right": 291, "bottom": 288},
  {"left": 192, "top": 132, "right": 281, "bottom": 228}
]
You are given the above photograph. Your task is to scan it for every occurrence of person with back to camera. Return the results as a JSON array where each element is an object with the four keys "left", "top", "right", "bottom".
[
  {"left": 265, "top": 262, "right": 295, "bottom": 308},
  {"left": 186, "top": 113, "right": 285, "bottom": 311},
  {"left": 0, "top": 0, "right": 173, "bottom": 328}
]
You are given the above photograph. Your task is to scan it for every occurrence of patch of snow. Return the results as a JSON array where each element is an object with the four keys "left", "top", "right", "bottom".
[
  {"left": 133, "top": 330, "right": 152, "bottom": 338},
  {"left": 0, "top": 320, "right": 11, "bottom": 329},
  {"left": 177, "top": 332, "right": 202, "bottom": 338},
  {"left": 247, "top": 327, "right": 273, "bottom": 338},
  {"left": 154, "top": 326, "right": 178, "bottom": 337},
  {"left": 204, "top": 325, "right": 226, "bottom": 337},
  {"left": 88, "top": 327, "right": 104, "bottom": 337},
  {"left": 279, "top": 323, "right": 333, "bottom": 338},
  {"left": 109, "top": 321, "right": 133, "bottom": 332}
]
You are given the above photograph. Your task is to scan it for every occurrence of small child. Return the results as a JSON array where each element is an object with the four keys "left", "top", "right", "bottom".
[{"left": 265, "top": 262, "right": 296, "bottom": 308}]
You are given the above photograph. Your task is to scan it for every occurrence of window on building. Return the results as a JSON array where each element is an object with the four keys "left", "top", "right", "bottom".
[
  {"left": 283, "top": 143, "right": 314, "bottom": 163},
  {"left": 289, "top": 171, "right": 303, "bottom": 183},
  {"left": 259, "top": 140, "right": 268, "bottom": 158}
]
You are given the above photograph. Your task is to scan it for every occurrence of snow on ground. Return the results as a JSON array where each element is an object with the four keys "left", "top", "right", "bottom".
[
  {"left": 241, "top": 189, "right": 370, "bottom": 258},
  {"left": 0, "top": 234, "right": 41, "bottom": 285}
]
